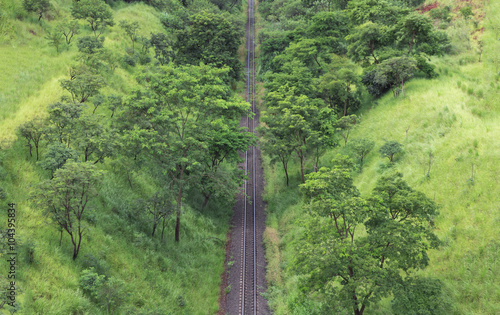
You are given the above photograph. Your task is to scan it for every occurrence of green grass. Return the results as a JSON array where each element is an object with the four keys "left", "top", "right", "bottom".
[{"left": 261, "top": 0, "right": 500, "bottom": 314}]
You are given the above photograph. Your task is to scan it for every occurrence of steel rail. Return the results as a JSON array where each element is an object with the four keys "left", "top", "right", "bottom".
[{"left": 241, "top": 0, "right": 256, "bottom": 313}]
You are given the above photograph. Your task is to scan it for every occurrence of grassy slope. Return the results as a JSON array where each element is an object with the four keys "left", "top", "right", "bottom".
[
  {"left": 262, "top": 0, "right": 500, "bottom": 314},
  {"left": 0, "top": 1, "right": 233, "bottom": 314}
]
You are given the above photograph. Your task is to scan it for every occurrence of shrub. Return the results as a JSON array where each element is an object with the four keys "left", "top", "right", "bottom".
[
  {"left": 81, "top": 253, "right": 109, "bottom": 276},
  {"left": 429, "top": 6, "right": 451, "bottom": 22},
  {"left": 361, "top": 68, "right": 391, "bottom": 97},
  {"left": 123, "top": 54, "right": 137, "bottom": 67},
  {"left": 416, "top": 55, "right": 438, "bottom": 78},
  {"left": 460, "top": 6, "right": 473, "bottom": 20},
  {"left": 80, "top": 267, "right": 105, "bottom": 298}
]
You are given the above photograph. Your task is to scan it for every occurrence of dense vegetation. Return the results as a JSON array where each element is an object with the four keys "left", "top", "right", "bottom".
[
  {"left": 258, "top": 0, "right": 499, "bottom": 314},
  {"left": 0, "top": 0, "right": 250, "bottom": 313},
  {"left": 0, "top": 0, "right": 498, "bottom": 314}
]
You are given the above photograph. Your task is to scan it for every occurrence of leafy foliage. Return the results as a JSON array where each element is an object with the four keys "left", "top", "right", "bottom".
[
  {"left": 122, "top": 63, "right": 249, "bottom": 242},
  {"left": 174, "top": 11, "right": 243, "bottom": 80},
  {"left": 71, "top": 0, "right": 114, "bottom": 38},
  {"left": 379, "top": 140, "right": 403, "bottom": 162},
  {"left": 297, "top": 165, "right": 440, "bottom": 314},
  {"left": 23, "top": 0, "right": 51, "bottom": 21},
  {"left": 32, "top": 161, "right": 103, "bottom": 259}
]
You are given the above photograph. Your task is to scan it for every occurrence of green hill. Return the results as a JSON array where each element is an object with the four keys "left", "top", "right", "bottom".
[
  {"left": 0, "top": 0, "right": 244, "bottom": 313},
  {"left": 261, "top": 0, "right": 500, "bottom": 314}
]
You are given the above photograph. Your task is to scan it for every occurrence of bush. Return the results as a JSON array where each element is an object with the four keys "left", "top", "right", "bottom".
[
  {"left": 460, "top": 6, "right": 473, "bottom": 20},
  {"left": 80, "top": 267, "right": 105, "bottom": 298},
  {"left": 362, "top": 68, "right": 391, "bottom": 97},
  {"left": 392, "top": 276, "right": 452, "bottom": 314},
  {"left": 123, "top": 54, "right": 137, "bottom": 66},
  {"left": 159, "top": 10, "right": 188, "bottom": 30},
  {"left": 81, "top": 253, "right": 109, "bottom": 276},
  {"left": 416, "top": 55, "right": 438, "bottom": 78},
  {"left": 21, "top": 239, "right": 36, "bottom": 264},
  {"left": 429, "top": 6, "right": 451, "bottom": 22}
]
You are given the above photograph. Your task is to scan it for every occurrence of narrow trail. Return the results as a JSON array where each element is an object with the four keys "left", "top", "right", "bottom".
[{"left": 220, "top": 0, "right": 270, "bottom": 313}]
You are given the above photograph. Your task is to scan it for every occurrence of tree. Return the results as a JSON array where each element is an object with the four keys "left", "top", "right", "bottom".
[
  {"left": 150, "top": 32, "right": 175, "bottom": 66},
  {"left": 372, "top": 56, "right": 417, "bottom": 96},
  {"left": 45, "top": 28, "right": 64, "bottom": 53},
  {"left": 23, "top": 0, "right": 51, "bottom": 21},
  {"left": 17, "top": 117, "right": 48, "bottom": 160},
  {"left": 335, "top": 115, "right": 357, "bottom": 146},
  {"left": 318, "top": 58, "right": 362, "bottom": 116},
  {"left": 32, "top": 161, "right": 103, "bottom": 260},
  {"left": 122, "top": 64, "right": 249, "bottom": 242},
  {"left": 379, "top": 140, "right": 403, "bottom": 162},
  {"left": 261, "top": 86, "right": 336, "bottom": 183},
  {"left": 348, "top": 138, "right": 374, "bottom": 167},
  {"left": 71, "top": 0, "right": 114, "bottom": 38},
  {"left": 107, "top": 94, "right": 123, "bottom": 118},
  {"left": 391, "top": 276, "right": 451, "bottom": 314},
  {"left": 396, "top": 12, "right": 433, "bottom": 54},
  {"left": 347, "top": 0, "right": 409, "bottom": 26},
  {"left": 140, "top": 192, "right": 172, "bottom": 239},
  {"left": 200, "top": 119, "right": 254, "bottom": 208},
  {"left": 175, "top": 12, "right": 243, "bottom": 80},
  {"left": 77, "top": 35, "right": 103, "bottom": 55},
  {"left": 297, "top": 168, "right": 440, "bottom": 315},
  {"left": 60, "top": 65, "right": 106, "bottom": 103},
  {"left": 38, "top": 143, "right": 78, "bottom": 177},
  {"left": 119, "top": 20, "right": 140, "bottom": 51},
  {"left": 57, "top": 19, "right": 80, "bottom": 45},
  {"left": 80, "top": 268, "right": 128, "bottom": 314},
  {"left": 47, "top": 102, "right": 84, "bottom": 145},
  {"left": 347, "top": 22, "right": 388, "bottom": 64},
  {"left": 259, "top": 125, "right": 294, "bottom": 186},
  {"left": 302, "top": 0, "right": 348, "bottom": 12},
  {"left": 76, "top": 36, "right": 108, "bottom": 71},
  {"left": 72, "top": 114, "right": 117, "bottom": 163}
]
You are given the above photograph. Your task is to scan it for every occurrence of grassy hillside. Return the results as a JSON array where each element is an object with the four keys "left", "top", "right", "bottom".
[
  {"left": 261, "top": 0, "right": 500, "bottom": 314},
  {"left": 0, "top": 1, "right": 240, "bottom": 314}
]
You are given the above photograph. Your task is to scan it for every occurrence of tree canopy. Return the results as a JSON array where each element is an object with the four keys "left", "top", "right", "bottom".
[{"left": 297, "top": 164, "right": 440, "bottom": 314}]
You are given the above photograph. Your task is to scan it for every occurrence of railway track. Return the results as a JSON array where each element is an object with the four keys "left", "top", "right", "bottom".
[{"left": 239, "top": 0, "right": 260, "bottom": 313}]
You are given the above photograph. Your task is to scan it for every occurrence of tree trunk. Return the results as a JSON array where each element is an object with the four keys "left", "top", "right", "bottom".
[
  {"left": 152, "top": 221, "right": 157, "bottom": 237},
  {"left": 59, "top": 229, "right": 63, "bottom": 246},
  {"left": 299, "top": 150, "right": 305, "bottom": 184},
  {"left": 73, "top": 231, "right": 82, "bottom": 260},
  {"left": 35, "top": 143, "right": 39, "bottom": 161},
  {"left": 175, "top": 168, "right": 184, "bottom": 243},
  {"left": 27, "top": 141, "right": 32, "bottom": 158},
  {"left": 202, "top": 193, "right": 211, "bottom": 209},
  {"left": 408, "top": 30, "right": 415, "bottom": 54},
  {"left": 161, "top": 218, "right": 166, "bottom": 241},
  {"left": 283, "top": 160, "right": 289, "bottom": 186},
  {"left": 371, "top": 40, "right": 379, "bottom": 64}
]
